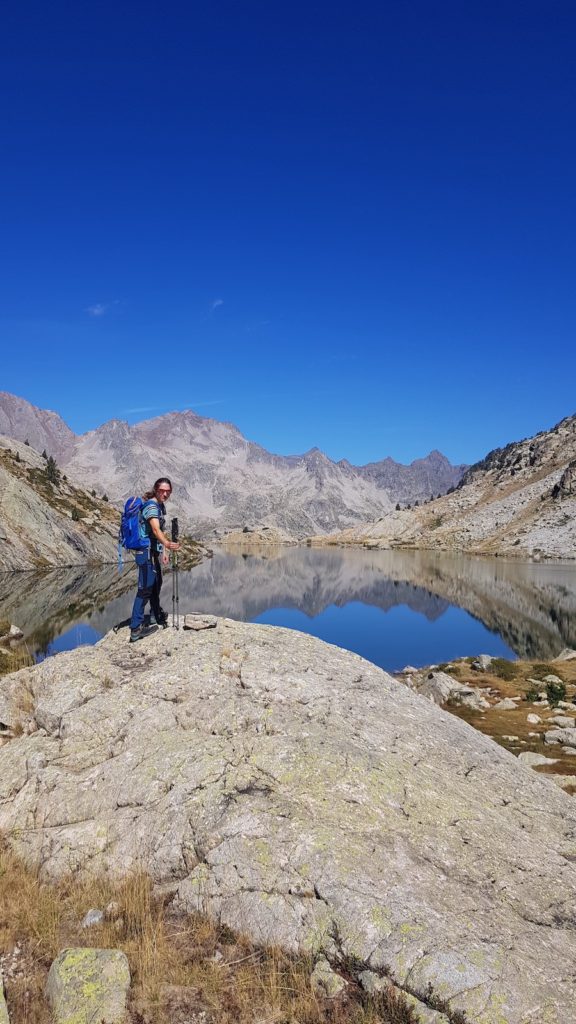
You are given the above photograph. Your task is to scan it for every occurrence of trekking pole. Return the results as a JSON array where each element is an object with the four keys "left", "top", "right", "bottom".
[{"left": 171, "top": 517, "right": 180, "bottom": 628}]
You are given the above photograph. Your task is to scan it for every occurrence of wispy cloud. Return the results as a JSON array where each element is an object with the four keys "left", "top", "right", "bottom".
[
  {"left": 211, "top": 298, "right": 224, "bottom": 312},
  {"left": 86, "top": 299, "right": 120, "bottom": 317},
  {"left": 122, "top": 405, "right": 162, "bottom": 414},
  {"left": 245, "top": 319, "right": 271, "bottom": 333},
  {"left": 184, "top": 399, "right": 226, "bottom": 408}
]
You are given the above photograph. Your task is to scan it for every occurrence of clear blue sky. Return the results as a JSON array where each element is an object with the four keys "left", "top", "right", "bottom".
[{"left": 1, "top": 1, "right": 574, "bottom": 465}]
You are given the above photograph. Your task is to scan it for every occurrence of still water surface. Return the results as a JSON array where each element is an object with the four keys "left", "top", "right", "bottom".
[{"left": 1, "top": 547, "right": 575, "bottom": 673}]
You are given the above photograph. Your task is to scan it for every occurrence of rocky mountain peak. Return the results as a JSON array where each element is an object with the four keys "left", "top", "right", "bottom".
[{"left": 0, "top": 391, "right": 76, "bottom": 462}]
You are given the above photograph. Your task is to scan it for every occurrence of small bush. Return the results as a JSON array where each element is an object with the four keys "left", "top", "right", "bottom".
[
  {"left": 45, "top": 455, "right": 60, "bottom": 485},
  {"left": 71, "top": 508, "right": 80, "bottom": 521},
  {"left": 546, "top": 680, "right": 566, "bottom": 707},
  {"left": 491, "top": 658, "right": 520, "bottom": 682},
  {"left": 102, "top": 493, "right": 109, "bottom": 502},
  {"left": 531, "top": 663, "right": 565, "bottom": 681},
  {"left": 524, "top": 684, "right": 540, "bottom": 703}
]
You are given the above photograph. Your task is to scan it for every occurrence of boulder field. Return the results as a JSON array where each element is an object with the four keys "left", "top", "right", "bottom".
[{"left": 0, "top": 619, "right": 575, "bottom": 1023}]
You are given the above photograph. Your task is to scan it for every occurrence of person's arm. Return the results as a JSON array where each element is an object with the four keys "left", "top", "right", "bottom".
[{"left": 148, "top": 516, "right": 180, "bottom": 551}]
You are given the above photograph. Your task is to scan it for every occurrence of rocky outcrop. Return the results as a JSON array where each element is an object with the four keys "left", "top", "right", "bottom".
[
  {"left": 313, "top": 413, "right": 576, "bottom": 559},
  {"left": 0, "top": 437, "right": 119, "bottom": 571},
  {"left": 0, "top": 620, "right": 575, "bottom": 1022}
]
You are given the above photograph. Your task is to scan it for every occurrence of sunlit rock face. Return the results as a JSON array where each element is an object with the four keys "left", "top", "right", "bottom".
[
  {"left": 316, "top": 414, "right": 576, "bottom": 559},
  {"left": 1, "top": 619, "right": 575, "bottom": 1022}
]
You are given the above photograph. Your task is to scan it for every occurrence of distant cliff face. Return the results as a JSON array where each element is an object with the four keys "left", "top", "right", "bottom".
[
  {"left": 357, "top": 448, "right": 467, "bottom": 505},
  {"left": 0, "top": 393, "right": 466, "bottom": 538},
  {"left": 0, "top": 392, "right": 76, "bottom": 463},
  {"left": 317, "top": 414, "right": 576, "bottom": 560}
]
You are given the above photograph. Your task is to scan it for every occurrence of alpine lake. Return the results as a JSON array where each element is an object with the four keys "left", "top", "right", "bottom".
[{"left": 1, "top": 545, "right": 575, "bottom": 671}]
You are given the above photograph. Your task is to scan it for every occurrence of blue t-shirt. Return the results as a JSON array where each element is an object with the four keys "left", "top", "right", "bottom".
[{"left": 141, "top": 499, "right": 166, "bottom": 552}]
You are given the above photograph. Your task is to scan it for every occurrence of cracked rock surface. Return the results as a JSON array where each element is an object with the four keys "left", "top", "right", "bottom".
[{"left": 1, "top": 619, "right": 576, "bottom": 1023}]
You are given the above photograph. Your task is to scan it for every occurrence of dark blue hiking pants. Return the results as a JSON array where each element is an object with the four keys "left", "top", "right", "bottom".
[{"left": 130, "top": 550, "right": 163, "bottom": 629}]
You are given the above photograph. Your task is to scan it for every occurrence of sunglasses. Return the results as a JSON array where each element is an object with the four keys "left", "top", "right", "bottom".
[{"left": 156, "top": 487, "right": 171, "bottom": 495}]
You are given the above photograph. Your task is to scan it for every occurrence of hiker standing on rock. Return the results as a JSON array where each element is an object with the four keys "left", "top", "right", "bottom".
[{"left": 129, "top": 477, "right": 180, "bottom": 643}]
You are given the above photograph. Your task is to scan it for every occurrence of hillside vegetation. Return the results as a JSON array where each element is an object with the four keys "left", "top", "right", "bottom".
[{"left": 0, "top": 437, "right": 118, "bottom": 571}]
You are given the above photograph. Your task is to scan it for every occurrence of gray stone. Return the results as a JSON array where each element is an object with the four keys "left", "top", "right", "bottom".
[
  {"left": 0, "top": 970, "right": 9, "bottom": 1024},
  {"left": 493, "top": 698, "right": 518, "bottom": 710},
  {"left": 548, "top": 716, "right": 574, "bottom": 729},
  {"left": 412, "top": 671, "right": 489, "bottom": 709},
  {"left": 1, "top": 621, "right": 576, "bottom": 1024},
  {"left": 183, "top": 615, "right": 218, "bottom": 631},
  {"left": 358, "top": 970, "right": 388, "bottom": 995},
  {"left": 310, "top": 957, "right": 346, "bottom": 998},
  {"left": 46, "top": 947, "right": 130, "bottom": 1024},
  {"left": 526, "top": 713, "right": 541, "bottom": 724},
  {"left": 0, "top": 624, "right": 24, "bottom": 646},
  {"left": 517, "top": 752, "right": 558, "bottom": 767},
  {"left": 403, "top": 993, "right": 451, "bottom": 1024},
  {"left": 543, "top": 675, "right": 564, "bottom": 685},
  {"left": 545, "top": 728, "right": 576, "bottom": 748},
  {"left": 81, "top": 908, "right": 104, "bottom": 929},
  {"left": 471, "top": 654, "right": 493, "bottom": 672},
  {"left": 553, "top": 648, "right": 576, "bottom": 662}
]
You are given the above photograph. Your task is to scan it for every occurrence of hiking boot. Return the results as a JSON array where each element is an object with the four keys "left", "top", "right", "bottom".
[
  {"left": 151, "top": 610, "right": 169, "bottom": 628},
  {"left": 129, "top": 624, "right": 158, "bottom": 643}
]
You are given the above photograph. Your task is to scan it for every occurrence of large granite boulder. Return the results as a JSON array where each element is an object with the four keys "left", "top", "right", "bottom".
[{"left": 0, "top": 620, "right": 575, "bottom": 1023}]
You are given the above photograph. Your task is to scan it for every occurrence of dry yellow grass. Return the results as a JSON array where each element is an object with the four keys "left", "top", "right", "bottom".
[
  {"left": 0, "top": 644, "right": 34, "bottom": 681},
  {"left": 0, "top": 843, "right": 421, "bottom": 1024}
]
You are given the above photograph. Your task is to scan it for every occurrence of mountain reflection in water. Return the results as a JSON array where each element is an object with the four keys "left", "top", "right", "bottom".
[{"left": 1, "top": 548, "right": 575, "bottom": 670}]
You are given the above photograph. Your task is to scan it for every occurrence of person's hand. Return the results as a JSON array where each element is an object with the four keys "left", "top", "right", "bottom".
[
  {"left": 162, "top": 552, "right": 169, "bottom": 565},
  {"left": 171, "top": 542, "right": 181, "bottom": 552}
]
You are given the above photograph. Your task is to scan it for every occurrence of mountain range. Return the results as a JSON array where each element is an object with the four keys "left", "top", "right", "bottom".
[{"left": 0, "top": 392, "right": 466, "bottom": 539}]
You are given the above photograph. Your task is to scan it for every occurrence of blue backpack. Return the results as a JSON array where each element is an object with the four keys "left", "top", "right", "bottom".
[{"left": 119, "top": 497, "right": 150, "bottom": 552}]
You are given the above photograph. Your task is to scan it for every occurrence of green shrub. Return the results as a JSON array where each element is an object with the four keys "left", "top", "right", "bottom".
[
  {"left": 491, "top": 658, "right": 520, "bottom": 681},
  {"left": 71, "top": 508, "right": 80, "bottom": 521},
  {"left": 45, "top": 455, "right": 60, "bottom": 485},
  {"left": 531, "top": 663, "right": 565, "bottom": 681},
  {"left": 524, "top": 684, "right": 540, "bottom": 703},
  {"left": 546, "top": 680, "right": 566, "bottom": 707}
]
